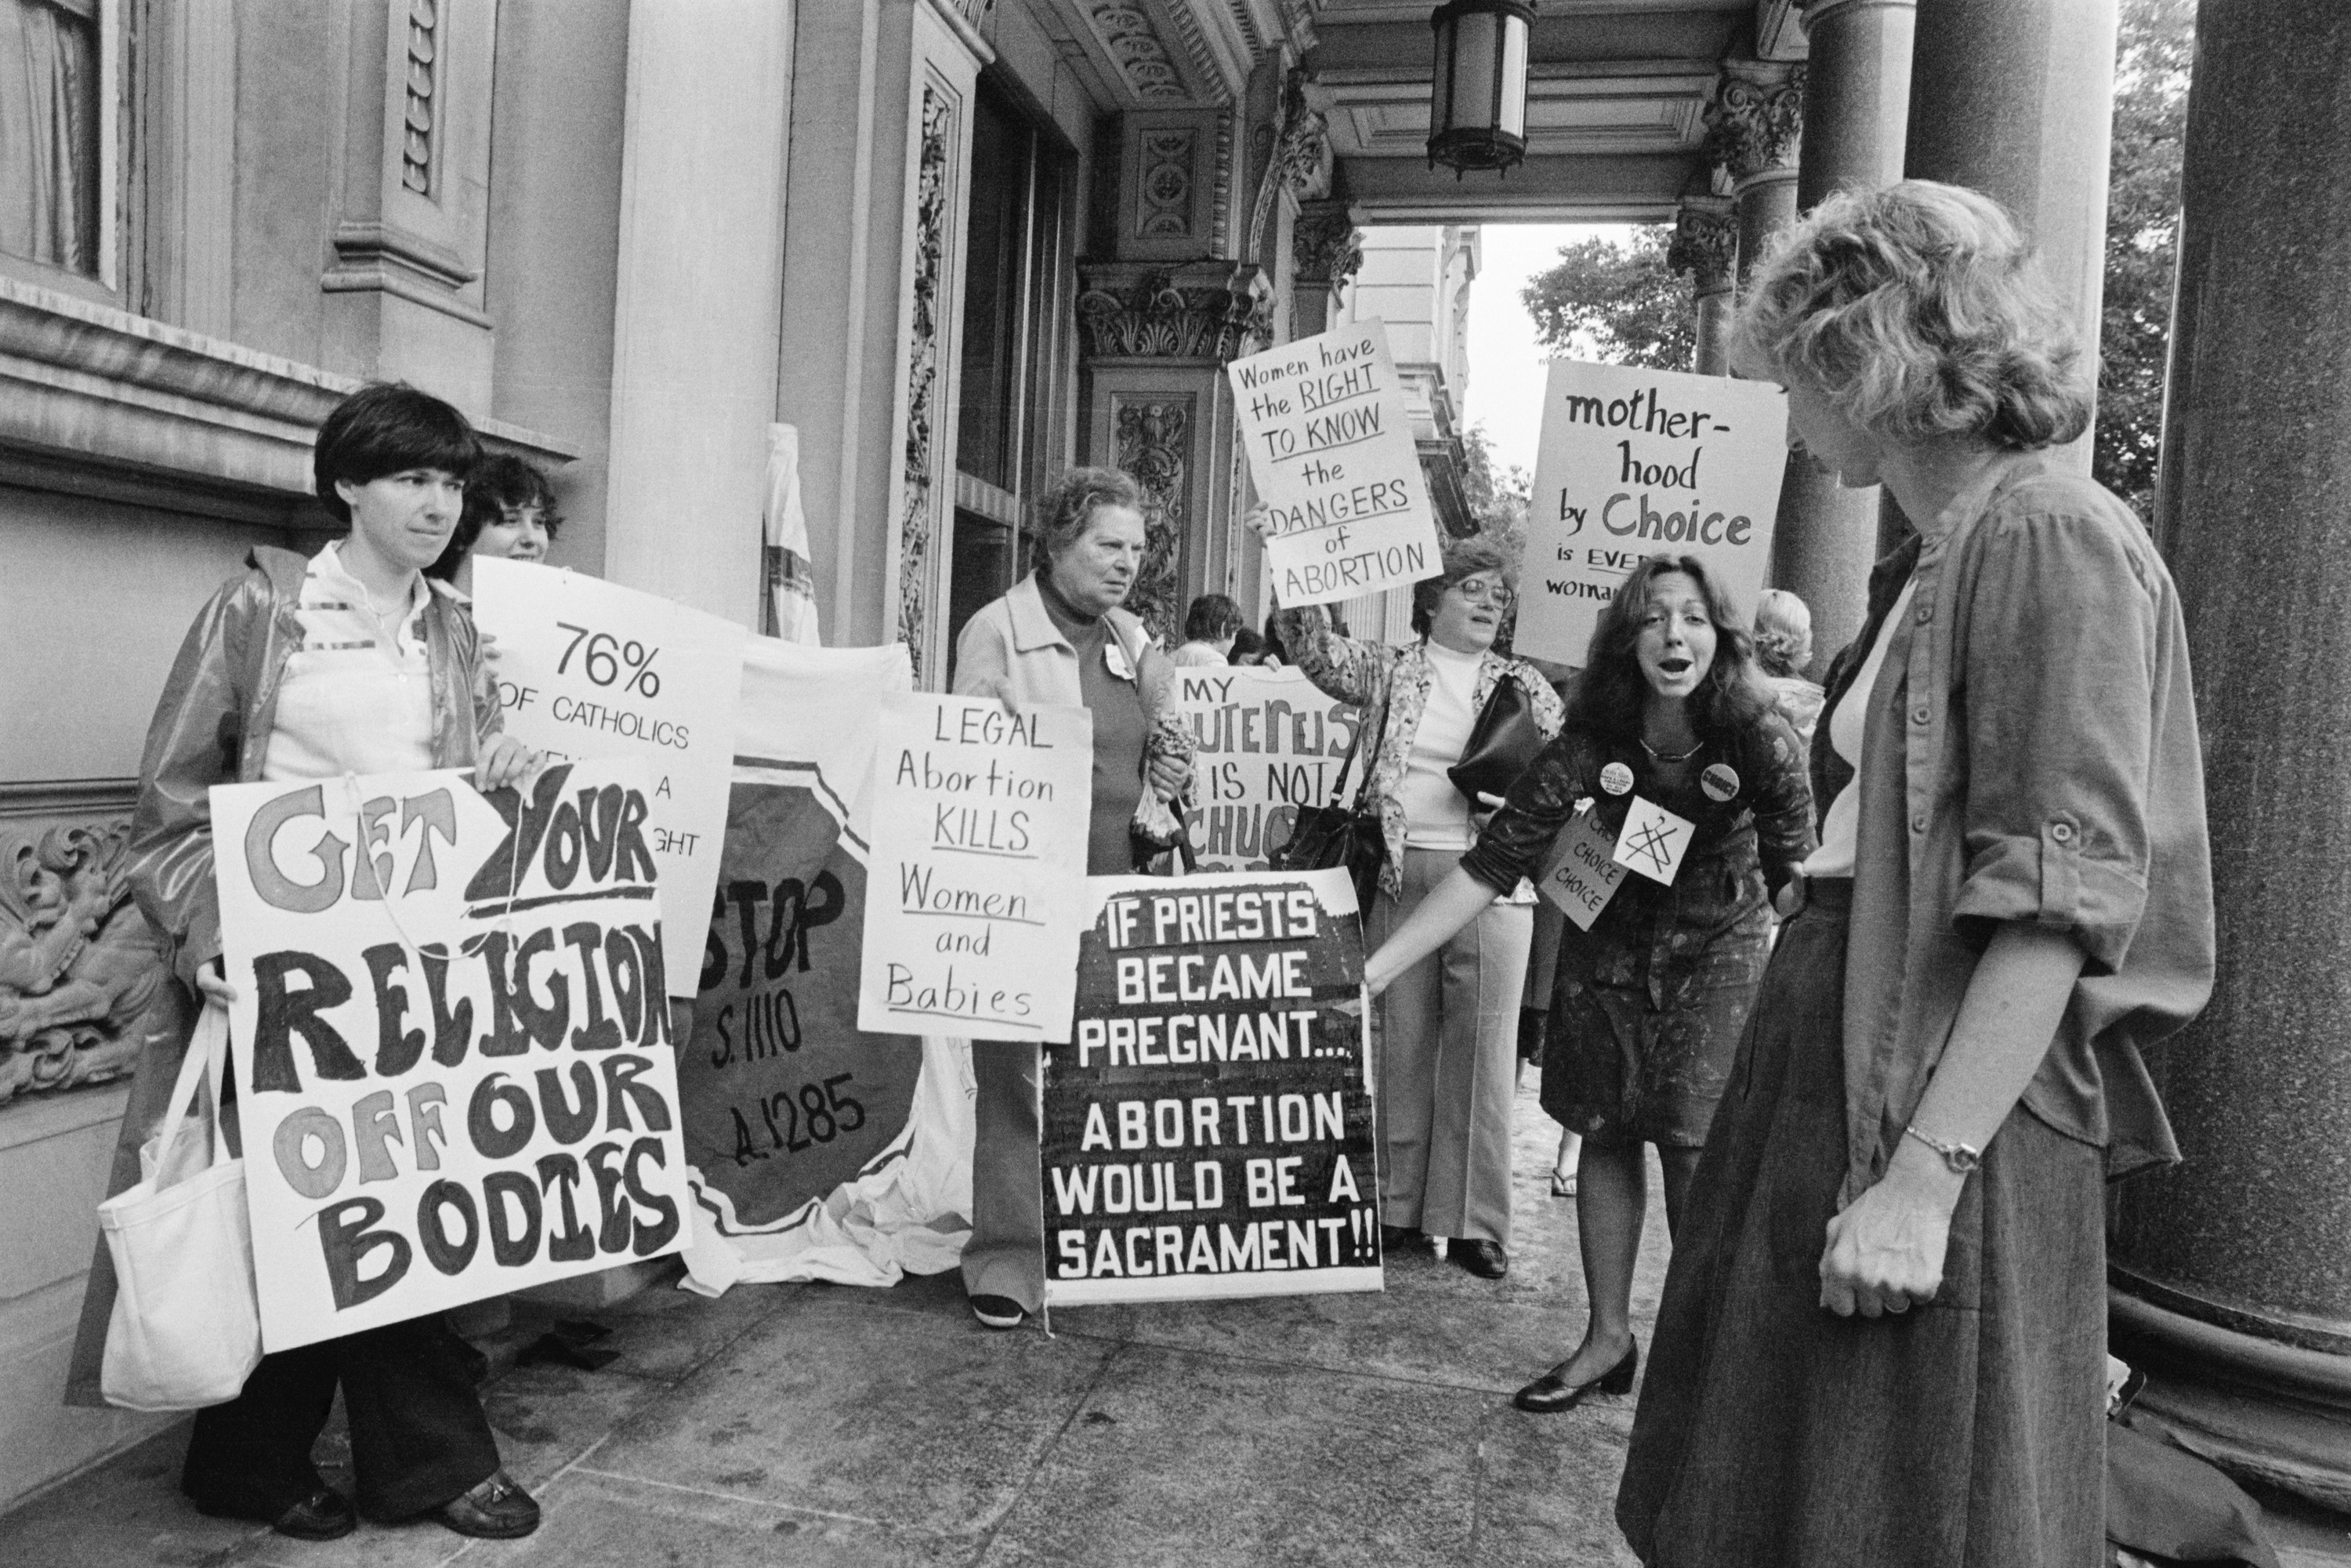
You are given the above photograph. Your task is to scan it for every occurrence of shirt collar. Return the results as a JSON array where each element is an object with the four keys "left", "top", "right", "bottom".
[{"left": 317, "top": 541, "right": 429, "bottom": 628}]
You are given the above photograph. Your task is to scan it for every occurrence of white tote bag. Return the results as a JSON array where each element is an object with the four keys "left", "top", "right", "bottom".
[{"left": 98, "top": 1007, "right": 265, "bottom": 1410}]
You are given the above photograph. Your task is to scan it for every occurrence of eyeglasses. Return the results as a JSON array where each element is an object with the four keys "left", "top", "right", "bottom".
[{"left": 1452, "top": 579, "right": 1514, "bottom": 607}]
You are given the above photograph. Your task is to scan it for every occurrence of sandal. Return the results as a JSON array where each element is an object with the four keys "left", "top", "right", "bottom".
[{"left": 1549, "top": 1170, "right": 1577, "bottom": 1198}]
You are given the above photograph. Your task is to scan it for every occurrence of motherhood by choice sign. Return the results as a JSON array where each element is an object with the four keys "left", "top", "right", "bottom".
[{"left": 1517, "top": 360, "right": 1788, "bottom": 663}]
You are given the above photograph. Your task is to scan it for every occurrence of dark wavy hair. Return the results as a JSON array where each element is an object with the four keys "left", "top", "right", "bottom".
[
  {"left": 1030, "top": 466, "right": 1143, "bottom": 576},
  {"left": 1566, "top": 554, "right": 1773, "bottom": 741},
  {"left": 429, "top": 454, "right": 563, "bottom": 580}
]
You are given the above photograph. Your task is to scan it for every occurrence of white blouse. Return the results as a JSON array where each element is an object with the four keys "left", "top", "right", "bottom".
[
  {"left": 1804, "top": 577, "right": 1918, "bottom": 878},
  {"left": 260, "top": 544, "right": 439, "bottom": 782},
  {"left": 1398, "top": 639, "right": 1483, "bottom": 850}
]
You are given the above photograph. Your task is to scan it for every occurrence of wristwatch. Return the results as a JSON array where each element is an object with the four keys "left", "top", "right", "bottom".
[{"left": 1903, "top": 1123, "right": 1982, "bottom": 1174}]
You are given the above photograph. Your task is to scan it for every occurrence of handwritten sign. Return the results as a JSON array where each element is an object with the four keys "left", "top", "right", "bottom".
[
  {"left": 1517, "top": 360, "right": 1788, "bottom": 663},
  {"left": 1041, "top": 869, "right": 1381, "bottom": 1305},
  {"left": 1613, "top": 795, "right": 1694, "bottom": 885},
  {"left": 857, "top": 693, "right": 1092, "bottom": 1042},
  {"left": 1172, "top": 665, "right": 1363, "bottom": 873},
  {"left": 211, "top": 759, "right": 690, "bottom": 1352},
  {"left": 1230, "top": 320, "right": 1444, "bottom": 605},
  {"left": 471, "top": 559, "right": 747, "bottom": 996},
  {"left": 1539, "top": 806, "right": 1628, "bottom": 931}
]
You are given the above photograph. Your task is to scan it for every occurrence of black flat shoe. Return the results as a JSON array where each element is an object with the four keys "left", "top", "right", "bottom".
[
  {"left": 1380, "top": 1224, "right": 1423, "bottom": 1253},
  {"left": 1513, "top": 1341, "right": 1639, "bottom": 1414},
  {"left": 1453, "top": 1239, "right": 1509, "bottom": 1279},
  {"left": 969, "top": 1294, "right": 1028, "bottom": 1330},
  {"left": 433, "top": 1470, "right": 540, "bottom": 1539},
  {"left": 266, "top": 1486, "right": 357, "bottom": 1541}
]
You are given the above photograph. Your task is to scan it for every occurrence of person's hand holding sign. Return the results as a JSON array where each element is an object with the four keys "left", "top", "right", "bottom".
[{"left": 475, "top": 733, "right": 542, "bottom": 794}]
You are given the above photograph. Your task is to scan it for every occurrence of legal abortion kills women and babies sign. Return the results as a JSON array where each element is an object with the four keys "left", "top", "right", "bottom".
[{"left": 1516, "top": 360, "right": 1790, "bottom": 663}]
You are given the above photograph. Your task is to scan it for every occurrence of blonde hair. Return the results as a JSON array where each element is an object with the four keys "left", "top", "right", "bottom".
[
  {"left": 1731, "top": 180, "right": 2092, "bottom": 451},
  {"left": 1751, "top": 588, "right": 1813, "bottom": 679}
]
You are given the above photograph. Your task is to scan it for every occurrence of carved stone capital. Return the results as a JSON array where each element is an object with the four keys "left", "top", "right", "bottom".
[
  {"left": 1291, "top": 202, "right": 1361, "bottom": 285},
  {"left": 0, "top": 819, "right": 167, "bottom": 1107},
  {"left": 1704, "top": 61, "right": 1807, "bottom": 183},
  {"left": 1076, "top": 261, "right": 1273, "bottom": 364},
  {"left": 1668, "top": 196, "right": 1739, "bottom": 295}
]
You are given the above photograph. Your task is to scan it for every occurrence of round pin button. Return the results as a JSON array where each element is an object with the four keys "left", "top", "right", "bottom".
[
  {"left": 1701, "top": 762, "right": 1740, "bottom": 802},
  {"left": 1600, "top": 762, "right": 1634, "bottom": 795}
]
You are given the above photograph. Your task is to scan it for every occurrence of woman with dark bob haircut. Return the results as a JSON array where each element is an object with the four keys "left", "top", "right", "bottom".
[
  {"left": 1262, "top": 526, "right": 1564, "bottom": 1280},
  {"left": 950, "top": 465, "right": 1194, "bottom": 1330},
  {"left": 1614, "top": 181, "right": 2213, "bottom": 1566},
  {"left": 67, "top": 384, "right": 547, "bottom": 1543},
  {"left": 1361, "top": 553, "right": 1812, "bottom": 1410}
]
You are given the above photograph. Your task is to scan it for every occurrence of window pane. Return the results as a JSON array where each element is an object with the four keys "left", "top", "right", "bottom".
[{"left": 0, "top": 0, "right": 102, "bottom": 274}]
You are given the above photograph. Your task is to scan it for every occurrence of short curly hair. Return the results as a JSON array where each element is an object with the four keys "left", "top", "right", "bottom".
[
  {"left": 1751, "top": 588, "right": 1813, "bottom": 679},
  {"left": 1030, "top": 466, "right": 1144, "bottom": 576},
  {"left": 1408, "top": 534, "right": 1515, "bottom": 636},
  {"left": 1730, "top": 180, "right": 2092, "bottom": 451}
]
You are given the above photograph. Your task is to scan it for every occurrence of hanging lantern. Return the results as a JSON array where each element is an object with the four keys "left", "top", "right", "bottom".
[{"left": 1426, "top": 0, "right": 1534, "bottom": 177}]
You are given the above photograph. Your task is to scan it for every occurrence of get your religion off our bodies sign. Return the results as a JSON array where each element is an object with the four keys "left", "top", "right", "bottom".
[
  {"left": 1516, "top": 360, "right": 1790, "bottom": 664},
  {"left": 212, "top": 758, "right": 691, "bottom": 1351},
  {"left": 1229, "top": 320, "right": 1445, "bottom": 605}
]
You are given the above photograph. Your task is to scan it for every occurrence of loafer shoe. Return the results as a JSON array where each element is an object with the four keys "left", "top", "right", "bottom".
[
  {"left": 1379, "top": 1224, "right": 1422, "bottom": 1253},
  {"left": 969, "top": 1294, "right": 1028, "bottom": 1331},
  {"left": 1454, "top": 1239, "right": 1509, "bottom": 1279},
  {"left": 1514, "top": 1341, "right": 1639, "bottom": 1414},
  {"left": 271, "top": 1487, "right": 357, "bottom": 1541},
  {"left": 433, "top": 1470, "right": 540, "bottom": 1539}
]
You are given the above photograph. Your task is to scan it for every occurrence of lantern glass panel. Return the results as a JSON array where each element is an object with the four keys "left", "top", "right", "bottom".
[
  {"left": 1498, "top": 17, "right": 1528, "bottom": 137},
  {"left": 1431, "top": 20, "right": 1455, "bottom": 130},
  {"left": 1451, "top": 12, "right": 1499, "bottom": 134}
]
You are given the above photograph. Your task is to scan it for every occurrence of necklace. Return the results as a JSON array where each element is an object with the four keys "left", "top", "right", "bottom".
[{"left": 1639, "top": 736, "right": 1704, "bottom": 764}]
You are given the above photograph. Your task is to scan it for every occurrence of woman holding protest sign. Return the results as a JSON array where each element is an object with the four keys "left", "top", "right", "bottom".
[
  {"left": 951, "top": 466, "right": 1194, "bottom": 1331},
  {"left": 67, "top": 385, "right": 545, "bottom": 1542},
  {"left": 1357, "top": 552, "right": 1812, "bottom": 1402},
  {"left": 1263, "top": 531, "right": 1564, "bottom": 1281},
  {"left": 426, "top": 452, "right": 565, "bottom": 593},
  {"left": 1613, "top": 182, "right": 2213, "bottom": 1568}
]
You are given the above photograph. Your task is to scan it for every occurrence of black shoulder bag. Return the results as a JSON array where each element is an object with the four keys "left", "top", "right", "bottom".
[
  {"left": 1266, "top": 694, "right": 1390, "bottom": 908},
  {"left": 1447, "top": 673, "right": 1546, "bottom": 806}
]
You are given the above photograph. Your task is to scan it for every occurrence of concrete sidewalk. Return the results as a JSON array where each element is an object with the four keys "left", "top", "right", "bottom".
[{"left": 5, "top": 1085, "right": 2345, "bottom": 1567}]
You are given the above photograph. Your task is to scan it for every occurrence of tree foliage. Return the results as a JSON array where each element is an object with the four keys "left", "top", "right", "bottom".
[
  {"left": 1520, "top": 226, "right": 1693, "bottom": 371},
  {"left": 2096, "top": 0, "right": 2193, "bottom": 520}
]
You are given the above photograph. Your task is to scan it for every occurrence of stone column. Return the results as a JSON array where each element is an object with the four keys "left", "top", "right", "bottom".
[
  {"left": 1708, "top": 62, "right": 1805, "bottom": 288},
  {"left": 1290, "top": 201, "right": 1361, "bottom": 342},
  {"left": 1903, "top": 0, "right": 2117, "bottom": 473},
  {"left": 1775, "top": 0, "right": 1916, "bottom": 665},
  {"left": 2106, "top": 0, "right": 2351, "bottom": 1514},
  {"left": 1666, "top": 194, "right": 1737, "bottom": 376}
]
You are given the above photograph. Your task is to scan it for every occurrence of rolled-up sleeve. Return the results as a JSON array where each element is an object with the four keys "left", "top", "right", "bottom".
[
  {"left": 1744, "top": 712, "right": 1816, "bottom": 896},
  {"left": 1458, "top": 735, "right": 1588, "bottom": 893},
  {"left": 1949, "top": 506, "right": 2156, "bottom": 974}
]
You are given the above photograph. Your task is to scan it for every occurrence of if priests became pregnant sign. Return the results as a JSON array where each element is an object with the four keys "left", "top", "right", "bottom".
[
  {"left": 212, "top": 758, "right": 691, "bottom": 1352},
  {"left": 1041, "top": 869, "right": 1381, "bottom": 1305},
  {"left": 1516, "top": 360, "right": 1788, "bottom": 663},
  {"left": 1230, "top": 320, "right": 1444, "bottom": 605},
  {"left": 857, "top": 693, "right": 1092, "bottom": 1042}
]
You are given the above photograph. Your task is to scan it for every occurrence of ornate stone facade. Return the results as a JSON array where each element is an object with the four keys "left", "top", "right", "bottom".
[
  {"left": 1087, "top": 2, "right": 1190, "bottom": 102},
  {"left": 1291, "top": 206, "right": 1362, "bottom": 286},
  {"left": 0, "top": 821, "right": 165, "bottom": 1106},
  {"left": 1075, "top": 261, "right": 1271, "bottom": 364},
  {"left": 400, "top": 0, "right": 440, "bottom": 194},
  {"left": 1113, "top": 397, "right": 1192, "bottom": 643},
  {"left": 1704, "top": 62, "right": 1807, "bottom": 183},
  {"left": 1246, "top": 69, "right": 1331, "bottom": 263},
  {"left": 896, "top": 87, "right": 953, "bottom": 679},
  {"left": 1667, "top": 196, "right": 1738, "bottom": 294},
  {"left": 1138, "top": 129, "right": 1197, "bottom": 239}
]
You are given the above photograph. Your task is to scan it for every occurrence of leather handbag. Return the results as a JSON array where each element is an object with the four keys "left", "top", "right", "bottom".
[
  {"left": 1448, "top": 675, "right": 1545, "bottom": 805},
  {"left": 1267, "top": 693, "right": 1389, "bottom": 908}
]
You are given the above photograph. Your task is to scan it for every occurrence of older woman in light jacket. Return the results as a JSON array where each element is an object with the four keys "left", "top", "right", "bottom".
[{"left": 952, "top": 466, "right": 1191, "bottom": 1331}]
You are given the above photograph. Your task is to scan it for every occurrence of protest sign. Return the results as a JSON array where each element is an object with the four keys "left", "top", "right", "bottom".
[
  {"left": 211, "top": 758, "right": 690, "bottom": 1352},
  {"left": 679, "top": 639, "right": 969, "bottom": 1293},
  {"left": 472, "top": 557, "right": 747, "bottom": 996},
  {"left": 1041, "top": 868, "right": 1381, "bottom": 1306},
  {"left": 857, "top": 692, "right": 1092, "bottom": 1044},
  {"left": 1538, "top": 806, "right": 1628, "bottom": 932},
  {"left": 1516, "top": 360, "right": 1788, "bottom": 663},
  {"left": 1230, "top": 319, "right": 1444, "bottom": 605},
  {"left": 1172, "top": 664, "right": 1364, "bottom": 873}
]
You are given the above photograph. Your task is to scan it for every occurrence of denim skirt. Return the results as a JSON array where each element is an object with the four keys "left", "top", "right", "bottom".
[{"left": 1614, "top": 882, "right": 2110, "bottom": 1568}]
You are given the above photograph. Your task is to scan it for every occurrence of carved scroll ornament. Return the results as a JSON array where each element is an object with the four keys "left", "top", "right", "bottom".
[
  {"left": 1704, "top": 63, "right": 1807, "bottom": 183},
  {"left": 1076, "top": 262, "right": 1272, "bottom": 364},
  {"left": 0, "top": 823, "right": 165, "bottom": 1106}
]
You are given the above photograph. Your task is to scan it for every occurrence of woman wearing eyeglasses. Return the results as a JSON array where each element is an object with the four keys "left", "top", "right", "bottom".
[{"left": 1270, "top": 533, "right": 1563, "bottom": 1280}]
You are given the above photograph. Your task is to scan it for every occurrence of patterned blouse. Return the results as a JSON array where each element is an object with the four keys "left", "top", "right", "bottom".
[{"left": 1274, "top": 603, "right": 1565, "bottom": 899}]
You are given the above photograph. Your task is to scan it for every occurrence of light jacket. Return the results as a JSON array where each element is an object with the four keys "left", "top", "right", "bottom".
[
  {"left": 951, "top": 572, "right": 1176, "bottom": 716},
  {"left": 66, "top": 545, "right": 498, "bottom": 1406},
  {"left": 1824, "top": 457, "right": 2213, "bottom": 1204},
  {"left": 1275, "top": 603, "right": 1565, "bottom": 898}
]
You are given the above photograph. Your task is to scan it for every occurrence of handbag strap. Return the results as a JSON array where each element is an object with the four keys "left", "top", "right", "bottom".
[
  {"left": 151, "top": 1006, "right": 231, "bottom": 1181},
  {"left": 1346, "top": 686, "right": 1394, "bottom": 814}
]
